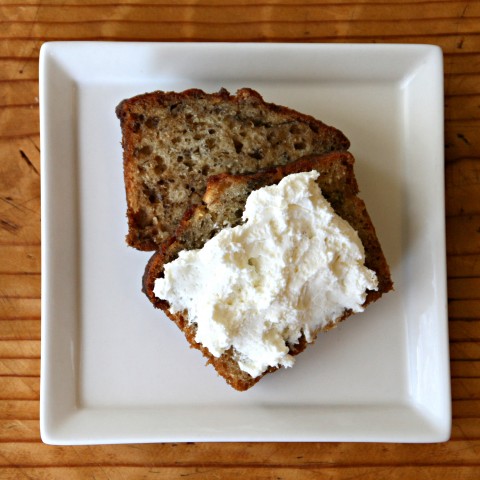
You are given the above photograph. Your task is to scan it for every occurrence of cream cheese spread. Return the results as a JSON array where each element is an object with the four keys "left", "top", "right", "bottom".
[{"left": 154, "top": 171, "right": 378, "bottom": 378}]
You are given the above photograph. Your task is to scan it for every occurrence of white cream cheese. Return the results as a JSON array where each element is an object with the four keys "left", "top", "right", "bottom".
[{"left": 154, "top": 171, "right": 378, "bottom": 378}]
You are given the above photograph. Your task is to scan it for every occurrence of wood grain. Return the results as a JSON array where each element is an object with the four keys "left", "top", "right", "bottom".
[{"left": 0, "top": 0, "right": 479, "bottom": 479}]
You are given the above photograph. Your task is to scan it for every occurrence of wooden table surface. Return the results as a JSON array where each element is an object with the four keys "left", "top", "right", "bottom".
[{"left": 1, "top": 0, "right": 480, "bottom": 478}]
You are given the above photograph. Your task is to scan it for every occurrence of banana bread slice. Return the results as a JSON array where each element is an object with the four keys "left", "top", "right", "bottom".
[
  {"left": 143, "top": 152, "right": 393, "bottom": 391},
  {"left": 116, "top": 88, "right": 350, "bottom": 250}
]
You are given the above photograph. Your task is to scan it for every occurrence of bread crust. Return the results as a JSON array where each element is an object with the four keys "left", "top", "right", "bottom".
[
  {"left": 116, "top": 88, "right": 350, "bottom": 250},
  {"left": 143, "top": 152, "right": 393, "bottom": 391}
]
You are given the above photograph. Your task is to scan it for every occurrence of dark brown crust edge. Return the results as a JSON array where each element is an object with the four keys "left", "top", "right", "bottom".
[
  {"left": 143, "top": 152, "right": 393, "bottom": 391},
  {"left": 116, "top": 88, "right": 351, "bottom": 152}
]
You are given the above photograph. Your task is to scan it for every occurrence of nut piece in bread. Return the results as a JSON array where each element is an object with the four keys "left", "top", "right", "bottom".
[
  {"left": 116, "top": 88, "right": 350, "bottom": 250},
  {"left": 143, "top": 152, "right": 393, "bottom": 391}
]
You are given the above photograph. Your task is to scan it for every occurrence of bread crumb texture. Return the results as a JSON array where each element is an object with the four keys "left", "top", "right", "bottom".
[{"left": 116, "top": 88, "right": 350, "bottom": 250}]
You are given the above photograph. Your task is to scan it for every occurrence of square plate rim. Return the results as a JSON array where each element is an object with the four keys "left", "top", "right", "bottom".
[{"left": 39, "top": 41, "right": 450, "bottom": 445}]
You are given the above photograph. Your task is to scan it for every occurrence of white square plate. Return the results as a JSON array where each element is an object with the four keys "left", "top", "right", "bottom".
[{"left": 40, "top": 42, "right": 450, "bottom": 444}]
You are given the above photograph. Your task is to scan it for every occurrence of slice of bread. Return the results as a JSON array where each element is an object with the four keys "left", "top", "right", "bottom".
[
  {"left": 143, "top": 152, "right": 393, "bottom": 391},
  {"left": 116, "top": 88, "right": 350, "bottom": 250}
]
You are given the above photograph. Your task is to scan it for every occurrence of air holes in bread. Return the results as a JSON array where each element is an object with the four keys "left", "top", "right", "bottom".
[
  {"left": 233, "top": 138, "right": 243, "bottom": 153},
  {"left": 249, "top": 149, "right": 264, "bottom": 160},
  {"left": 135, "top": 145, "right": 152, "bottom": 157},
  {"left": 145, "top": 117, "right": 159, "bottom": 129}
]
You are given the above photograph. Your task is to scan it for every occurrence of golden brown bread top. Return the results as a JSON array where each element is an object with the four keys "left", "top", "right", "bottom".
[
  {"left": 143, "top": 152, "right": 393, "bottom": 391},
  {"left": 116, "top": 88, "right": 350, "bottom": 250}
]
